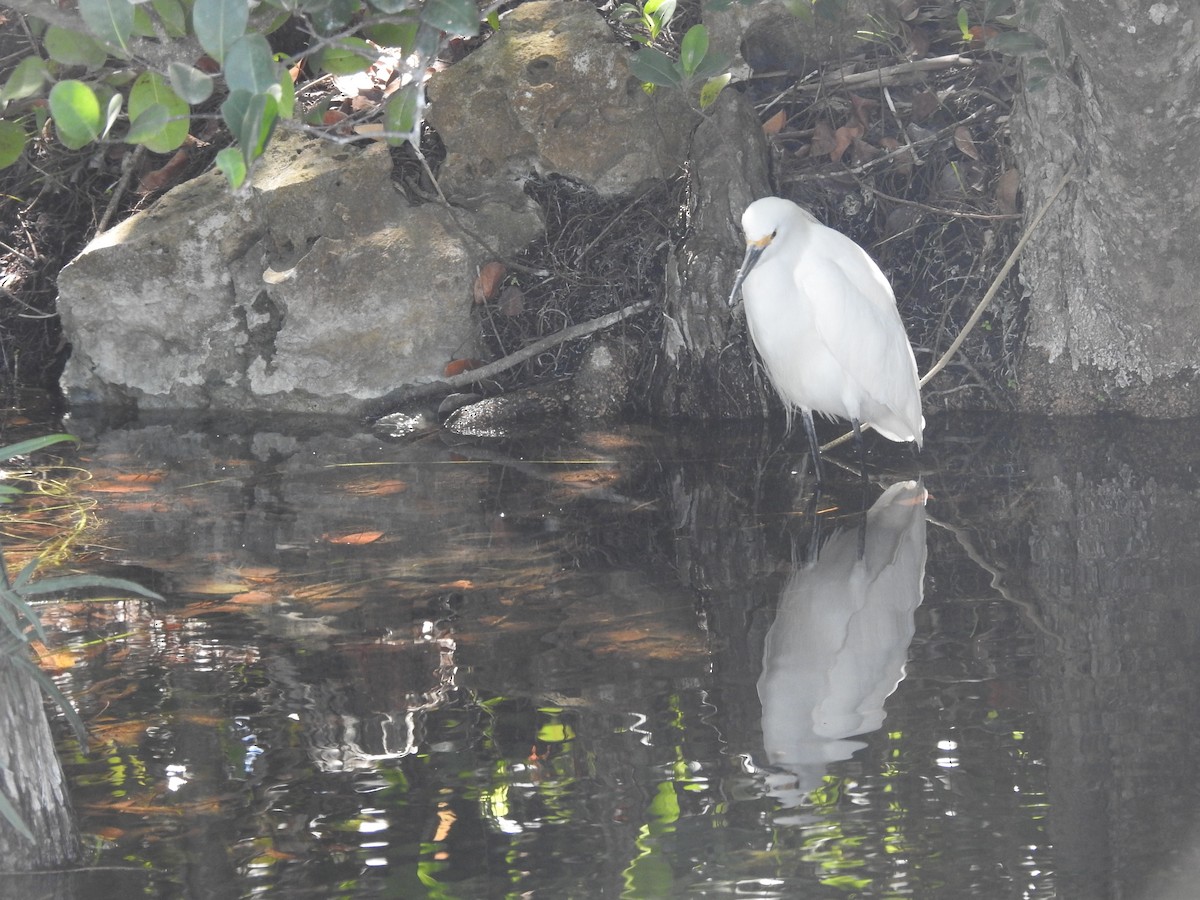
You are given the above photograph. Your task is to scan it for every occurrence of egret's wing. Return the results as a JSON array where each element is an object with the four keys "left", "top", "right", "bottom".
[{"left": 795, "top": 230, "right": 921, "bottom": 436}]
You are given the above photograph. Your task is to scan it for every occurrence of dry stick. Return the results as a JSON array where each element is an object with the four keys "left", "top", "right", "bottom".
[
  {"left": 822, "top": 166, "right": 1075, "bottom": 452},
  {"left": 363, "top": 299, "right": 653, "bottom": 418},
  {"left": 97, "top": 145, "right": 146, "bottom": 234}
]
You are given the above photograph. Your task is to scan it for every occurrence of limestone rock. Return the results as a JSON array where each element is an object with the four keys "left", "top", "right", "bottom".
[
  {"left": 57, "top": 133, "right": 543, "bottom": 413},
  {"left": 426, "top": 0, "right": 696, "bottom": 203}
]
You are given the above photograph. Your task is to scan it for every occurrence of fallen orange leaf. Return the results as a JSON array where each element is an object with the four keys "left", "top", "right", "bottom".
[
  {"left": 762, "top": 109, "right": 787, "bottom": 135},
  {"left": 444, "top": 358, "right": 484, "bottom": 377},
  {"left": 325, "top": 530, "right": 384, "bottom": 545},
  {"left": 473, "top": 261, "right": 507, "bottom": 304}
]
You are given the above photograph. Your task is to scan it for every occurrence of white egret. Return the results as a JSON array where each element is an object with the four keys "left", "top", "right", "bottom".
[
  {"left": 729, "top": 197, "right": 924, "bottom": 479},
  {"left": 758, "top": 480, "right": 927, "bottom": 814}
]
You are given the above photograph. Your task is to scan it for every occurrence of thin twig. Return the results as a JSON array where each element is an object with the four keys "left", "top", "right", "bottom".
[
  {"left": 97, "top": 145, "right": 146, "bottom": 234},
  {"left": 918, "top": 166, "right": 1074, "bottom": 388},
  {"left": 823, "top": 165, "right": 1075, "bottom": 452},
  {"left": 362, "top": 299, "right": 653, "bottom": 419}
]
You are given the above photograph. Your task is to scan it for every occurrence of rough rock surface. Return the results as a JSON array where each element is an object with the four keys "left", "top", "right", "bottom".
[
  {"left": 58, "top": 132, "right": 543, "bottom": 413},
  {"left": 426, "top": 0, "right": 696, "bottom": 204}
]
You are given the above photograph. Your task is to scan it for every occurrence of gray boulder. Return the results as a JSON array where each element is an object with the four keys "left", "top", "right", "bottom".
[
  {"left": 58, "top": 132, "right": 542, "bottom": 413},
  {"left": 426, "top": 0, "right": 697, "bottom": 204}
]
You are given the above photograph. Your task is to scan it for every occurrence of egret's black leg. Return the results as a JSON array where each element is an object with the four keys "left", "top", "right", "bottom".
[
  {"left": 801, "top": 407, "right": 823, "bottom": 483},
  {"left": 851, "top": 418, "right": 869, "bottom": 557},
  {"left": 851, "top": 418, "right": 868, "bottom": 485}
]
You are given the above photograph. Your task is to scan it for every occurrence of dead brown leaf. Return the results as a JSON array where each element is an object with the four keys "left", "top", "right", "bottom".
[
  {"left": 473, "top": 261, "right": 506, "bottom": 304},
  {"left": 910, "top": 91, "right": 939, "bottom": 122},
  {"left": 954, "top": 126, "right": 980, "bottom": 160},
  {"left": 880, "top": 137, "right": 914, "bottom": 177},
  {"left": 762, "top": 109, "right": 787, "bottom": 135},
  {"left": 810, "top": 121, "right": 836, "bottom": 158},
  {"left": 444, "top": 358, "right": 484, "bottom": 377},
  {"left": 498, "top": 285, "right": 525, "bottom": 317},
  {"left": 852, "top": 138, "right": 881, "bottom": 166},
  {"left": 325, "top": 530, "right": 384, "bottom": 545},
  {"left": 995, "top": 167, "right": 1020, "bottom": 214},
  {"left": 831, "top": 124, "right": 862, "bottom": 163},
  {"left": 848, "top": 94, "right": 877, "bottom": 131},
  {"left": 138, "top": 149, "right": 189, "bottom": 194}
]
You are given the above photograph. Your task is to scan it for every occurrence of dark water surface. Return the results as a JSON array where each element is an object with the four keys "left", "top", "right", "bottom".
[{"left": 13, "top": 409, "right": 1200, "bottom": 899}]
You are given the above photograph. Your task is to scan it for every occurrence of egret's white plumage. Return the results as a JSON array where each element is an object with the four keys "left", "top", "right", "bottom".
[
  {"left": 757, "top": 480, "right": 928, "bottom": 813},
  {"left": 730, "top": 197, "right": 923, "bottom": 474}
]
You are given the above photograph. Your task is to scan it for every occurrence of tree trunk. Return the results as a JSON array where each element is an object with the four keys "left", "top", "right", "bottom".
[
  {"left": 0, "top": 653, "right": 82, "bottom": 869},
  {"left": 647, "top": 91, "right": 772, "bottom": 419},
  {"left": 1012, "top": 0, "right": 1200, "bottom": 415}
]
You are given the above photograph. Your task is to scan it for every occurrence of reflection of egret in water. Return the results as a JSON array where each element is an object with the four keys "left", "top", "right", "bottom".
[{"left": 757, "top": 480, "right": 928, "bottom": 814}]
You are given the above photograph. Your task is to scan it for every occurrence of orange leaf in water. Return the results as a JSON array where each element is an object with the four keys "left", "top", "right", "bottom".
[
  {"left": 325, "top": 530, "right": 384, "bottom": 545},
  {"left": 31, "top": 641, "right": 75, "bottom": 672},
  {"left": 231, "top": 589, "right": 276, "bottom": 605},
  {"left": 762, "top": 109, "right": 787, "bottom": 135},
  {"left": 89, "top": 719, "right": 148, "bottom": 747},
  {"left": 343, "top": 477, "right": 408, "bottom": 496},
  {"left": 112, "top": 471, "right": 166, "bottom": 483},
  {"left": 84, "top": 482, "right": 155, "bottom": 494}
]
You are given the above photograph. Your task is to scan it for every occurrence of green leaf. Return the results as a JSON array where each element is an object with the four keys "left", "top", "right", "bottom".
[
  {"left": 125, "top": 104, "right": 168, "bottom": 143},
  {"left": 310, "top": 0, "right": 361, "bottom": 35},
  {"left": 225, "top": 33, "right": 278, "bottom": 93},
  {"left": 420, "top": 0, "right": 479, "bottom": 38},
  {"left": 780, "top": 0, "right": 814, "bottom": 22},
  {"left": 49, "top": 80, "right": 103, "bottom": 149},
  {"left": 271, "top": 67, "right": 296, "bottom": 120},
  {"left": 0, "top": 57, "right": 49, "bottom": 103},
  {"left": 0, "top": 788, "right": 33, "bottom": 843},
  {"left": 0, "top": 121, "right": 25, "bottom": 169},
  {"left": 128, "top": 71, "right": 189, "bottom": 151},
  {"left": 629, "top": 47, "right": 682, "bottom": 87},
  {"left": 987, "top": 29, "right": 1048, "bottom": 56},
  {"left": 679, "top": 24, "right": 708, "bottom": 78},
  {"left": 0, "top": 434, "right": 79, "bottom": 462},
  {"left": 132, "top": 4, "right": 156, "bottom": 37},
  {"left": 78, "top": 0, "right": 134, "bottom": 56},
  {"left": 17, "top": 573, "right": 163, "bottom": 601},
  {"left": 383, "top": 82, "right": 422, "bottom": 145},
  {"left": 364, "top": 21, "right": 419, "bottom": 54},
  {"left": 192, "top": 0, "right": 249, "bottom": 63},
  {"left": 317, "top": 37, "right": 377, "bottom": 76},
  {"left": 101, "top": 89, "right": 122, "bottom": 138},
  {"left": 167, "top": 61, "right": 214, "bottom": 104},
  {"left": 644, "top": 0, "right": 677, "bottom": 25},
  {"left": 368, "top": 0, "right": 413, "bottom": 13},
  {"left": 221, "top": 89, "right": 278, "bottom": 164},
  {"left": 698, "top": 72, "right": 730, "bottom": 109},
  {"left": 984, "top": 0, "right": 1013, "bottom": 17},
  {"left": 44, "top": 26, "right": 109, "bottom": 69},
  {"left": 216, "top": 145, "right": 247, "bottom": 188},
  {"left": 152, "top": 0, "right": 189, "bottom": 37},
  {"left": 486, "top": 9, "right": 500, "bottom": 30},
  {"left": 691, "top": 50, "right": 731, "bottom": 80},
  {"left": 956, "top": 5, "right": 971, "bottom": 41}
]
